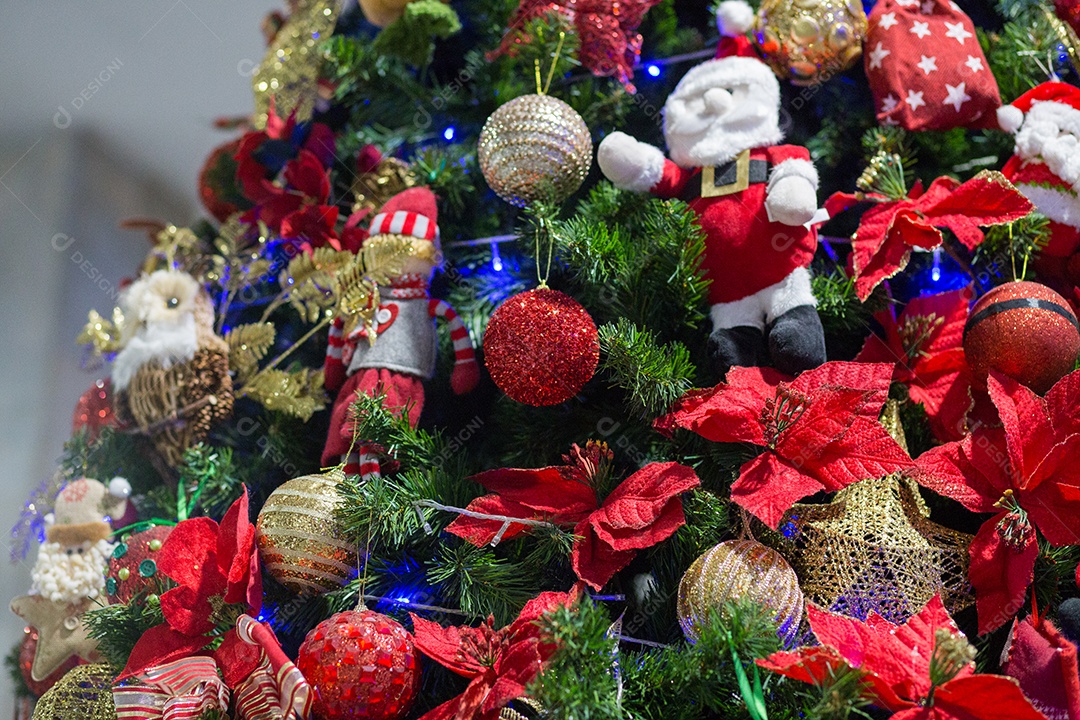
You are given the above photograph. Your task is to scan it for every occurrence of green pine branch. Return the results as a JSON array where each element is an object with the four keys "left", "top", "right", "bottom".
[{"left": 598, "top": 319, "right": 696, "bottom": 420}]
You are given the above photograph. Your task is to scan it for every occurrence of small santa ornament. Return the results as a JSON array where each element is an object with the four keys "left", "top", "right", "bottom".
[
  {"left": 10, "top": 476, "right": 130, "bottom": 681},
  {"left": 597, "top": 1, "right": 826, "bottom": 376},
  {"left": 998, "top": 82, "right": 1080, "bottom": 286},
  {"left": 323, "top": 187, "right": 480, "bottom": 477}
]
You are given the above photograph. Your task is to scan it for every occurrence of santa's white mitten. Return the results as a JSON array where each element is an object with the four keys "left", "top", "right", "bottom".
[
  {"left": 765, "top": 160, "right": 819, "bottom": 226},
  {"left": 597, "top": 132, "right": 665, "bottom": 192}
]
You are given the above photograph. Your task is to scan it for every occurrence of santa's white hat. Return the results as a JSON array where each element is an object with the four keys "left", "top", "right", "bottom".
[
  {"left": 998, "top": 81, "right": 1080, "bottom": 134},
  {"left": 368, "top": 187, "right": 439, "bottom": 243}
]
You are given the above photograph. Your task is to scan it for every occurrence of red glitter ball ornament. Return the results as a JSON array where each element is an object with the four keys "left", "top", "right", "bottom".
[
  {"left": 19, "top": 628, "right": 78, "bottom": 697},
  {"left": 964, "top": 281, "right": 1080, "bottom": 394},
  {"left": 198, "top": 137, "right": 248, "bottom": 222},
  {"left": 483, "top": 288, "right": 599, "bottom": 406},
  {"left": 72, "top": 379, "right": 115, "bottom": 440},
  {"left": 1056, "top": 0, "right": 1080, "bottom": 36},
  {"left": 297, "top": 610, "right": 420, "bottom": 720},
  {"left": 105, "top": 525, "right": 173, "bottom": 604}
]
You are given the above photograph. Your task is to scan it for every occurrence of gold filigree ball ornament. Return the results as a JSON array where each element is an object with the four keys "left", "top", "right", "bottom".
[
  {"left": 256, "top": 469, "right": 358, "bottom": 596},
  {"left": 478, "top": 94, "right": 593, "bottom": 207},
  {"left": 752, "top": 0, "right": 868, "bottom": 86},
  {"left": 678, "top": 539, "right": 804, "bottom": 645},
  {"left": 31, "top": 664, "right": 116, "bottom": 720}
]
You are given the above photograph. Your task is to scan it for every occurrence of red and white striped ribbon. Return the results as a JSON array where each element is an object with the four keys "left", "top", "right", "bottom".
[
  {"left": 233, "top": 614, "right": 313, "bottom": 720},
  {"left": 113, "top": 656, "right": 228, "bottom": 720}
]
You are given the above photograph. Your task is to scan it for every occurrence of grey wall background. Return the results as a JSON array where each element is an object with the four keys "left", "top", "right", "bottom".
[{"left": 0, "top": 0, "right": 278, "bottom": 710}]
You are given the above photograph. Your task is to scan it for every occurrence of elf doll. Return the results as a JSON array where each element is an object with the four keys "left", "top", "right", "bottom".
[{"left": 322, "top": 187, "right": 480, "bottom": 478}]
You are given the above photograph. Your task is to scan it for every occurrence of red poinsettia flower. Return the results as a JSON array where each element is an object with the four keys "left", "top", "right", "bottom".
[
  {"left": 118, "top": 489, "right": 262, "bottom": 680},
  {"left": 1001, "top": 615, "right": 1080, "bottom": 720},
  {"left": 235, "top": 102, "right": 336, "bottom": 204},
  {"left": 447, "top": 443, "right": 700, "bottom": 590},
  {"left": 410, "top": 590, "right": 576, "bottom": 720},
  {"left": 855, "top": 288, "right": 973, "bottom": 442},
  {"left": 915, "top": 371, "right": 1080, "bottom": 634},
  {"left": 826, "top": 171, "right": 1032, "bottom": 301},
  {"left": 655, "top": 361, "right": 913, "bottom": 529},
  {"left": 759, "top": 596, "right": 1047, "bottom": 720},
  {"left": 257, "top": 149, "right": 332, "bottom": 229}
]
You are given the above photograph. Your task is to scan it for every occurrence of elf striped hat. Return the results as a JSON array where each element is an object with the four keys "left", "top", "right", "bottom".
[{"left": 368, "top": 187, "right": 439, "bottom": 243}]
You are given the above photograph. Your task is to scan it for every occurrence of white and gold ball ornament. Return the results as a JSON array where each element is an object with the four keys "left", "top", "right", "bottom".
[
  {"left": 678, "top": 539, "right": 804, "bottom": 644},
  {"left": 753, "top": 0, "right": 868, "bottom": 86},
  {"left": 256, "top": 469, "right": 358, "bottom": 596},
  {"left": 478, "top": 94, "right": 592, "bottom": 207}
]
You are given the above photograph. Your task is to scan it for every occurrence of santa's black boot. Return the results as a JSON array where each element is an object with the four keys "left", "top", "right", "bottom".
[
  {"left": 707, "top": 326, "right": 767, "bottom": 377},
  {"left": 766, "top": 305, "right": 826, "bottom": 375}
]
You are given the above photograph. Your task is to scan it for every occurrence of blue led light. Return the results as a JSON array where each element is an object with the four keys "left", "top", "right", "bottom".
[
  {"left": 443, "top": 126, "right": 456, "bottom": 141},
  {"left": 646, "top": 63, "right": 660, "bottom": 77}
]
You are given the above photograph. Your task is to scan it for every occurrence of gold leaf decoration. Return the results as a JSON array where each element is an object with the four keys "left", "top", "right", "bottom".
[
  {"left": 244, "top": 368, "right": 326, "bottom": 421},
  {"left": 280, "top": 247, "right": 355, "bottom": 323},
  {"left": 337, "top": 235, "right": 415, "bottom": 341},
  {"left": 226, "top": 323, "right": 277, "bottom": 382},
  {"left": 78, "top": 308, "right": 125, "bottom": 361}
]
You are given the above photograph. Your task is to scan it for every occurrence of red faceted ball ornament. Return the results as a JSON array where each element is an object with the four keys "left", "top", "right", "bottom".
[
  {"left": 297, "top": 610, "right": 420, "bottom": 720},
  {"left": 964, "top": 281, "right": 1080, "bottom": 394},
  {"left": 72, "top": 379, "right": 115, "bottom": 440},
  {"left": 483, "top": 288, "right": 599, "bottom": 406},
  {"left": 105, "top": 525, "right": 173, "bottom": 604},
  {"left": 1056, "top": 0, "right": 1080, "bottom": 36},
  {"left": 19, "top": 628, "right": 78, "bottom": 697}
]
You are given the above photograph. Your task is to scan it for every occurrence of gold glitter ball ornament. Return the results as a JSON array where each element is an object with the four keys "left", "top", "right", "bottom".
[
  {"left": 678, "top": 539, "right": 803, "bottom": 644},
  {"left": 477, "top": 94, "right": 593, "bottom": 207},
  {"left": 256, "top": 469, "right": 358, "bottom": 596},
  {"left": 31, "top": 664, "right": 115, "bottom": 720},
  {"left": 753, "top": 0, "right": 868, "bottom": 86}
]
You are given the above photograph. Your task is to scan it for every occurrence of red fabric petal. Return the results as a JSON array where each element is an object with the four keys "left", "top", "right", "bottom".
[
  {"left": 654, "top": 366, "right": 784, "bottom": 445},
  {"left": 913, "top": 438, "right": 1000, "bottom": 513},
  {"left": 218, "top": 489, "right": 259, "bottom": 608},
  {"left": 853, "top": 225, "right": 917, "bottom": 300},
  {"left": 922, "top": 172, "right": 1034, "bottom": 250},
  {"left": 213, "top": 628, "right": 261, "bottom": 688},
  {"left": 799, "top": 416, "right": 915, "bottom": 492},
  {"left": 1002, "top": 616, "right": 1080, "bottom": 720},
  {"left": 970, "top": 516, "right": 1038, "bottom": 635},
  {"left": 117, "top": 623, "right": 212, "bottom": 681},
  {"left": 1046, "top": 369, "right": 1080, "bottom": 437},
  {"left": 302, "top": 123, "right": 337, "bottom": 169},
  {"left": 571, "top": 519, "right": 638, "bottom": 590},
  {"left": 409, "top": 614, "right": 484, "bottom": 678},
  {"left": 283, "top": 149, "right": 331, "bottom": 202},
  {"left": 1023, "top": 445, "right": 1080, "bottom": 547},
  {"left": 927, "top": 674, "right": 1049, "bottom": 720},
  {"left": 257, "top": 192, "right": 304, "bottom": 231},
  {"left": 445, "top": 495, "right": 542, "bottom": 547},
  {"left": 280, "top": 204, "right": 339, "bottom": 248},
  {"left": 485, "top": 641, "right": 544, "bottom": 713},
  {"left": 158, "top": 517, "right": 226, "bottom": 594},
  {"left": 757, "top": 646, "right": 848, "bottom": 685},
  {"left": 509, "top": 590, "right": 577, "bottom": 643},
  {"left": 416, "top": 695, "right": 467, "bottom": 720},
  {"left": 468, "top": 466, "right": 599, "bottom": 518},
  {"left": 895, "top": 209, "right": 946, "bottom": 250},
  {"left": 790, "top": 361, "right": 895, "bottom": 409},
  {"left": 909, "top": 360, "right": 972, "bottom": 443},
  {"left": 589, "top": 462, "right": 699, "bottom": 551},
  {"left": 160, "top": 584, "right": 216, "bottom": 636},
  {"left": 731, "top": 452, "right": 825, "bottom": 529},
  {"left": 987, "top": 374, "right": 1056, "bottom": 490}
]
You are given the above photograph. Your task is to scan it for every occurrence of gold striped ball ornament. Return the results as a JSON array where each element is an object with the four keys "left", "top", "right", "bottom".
[
  {"left": 256, "top": 469, "right": 358, "bottom": 596},
  {"left": 678, "top": 540, "right": 804, "bottom": 644},
  {"left": 477, "top": 94, "right": 592, "bottom": 208}
]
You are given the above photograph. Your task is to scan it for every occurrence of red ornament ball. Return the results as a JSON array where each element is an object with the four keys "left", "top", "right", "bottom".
[
  {"left": 105, "top": 525, "right": 173, "bottom": 604},
  {"left": 964, "top": 281, "right": 1080, "bottom": 394},
  {"left": 1056, "top": 0, "right": 1080, "bottom": 36},
  {"left": 72, "top": 379, "right": 115, "bottom": 440},
  {"left": 19, "top": 628, "right": 78, "bottom": 697},
  {"left": 483, "top": 288, "right": 599, "bottom": 406},
  {"left": 297, "top": 610, "right": 420, "bottom": 720},
  {"left": 198, "top": 138, "right": 248, "bottom": 222}
]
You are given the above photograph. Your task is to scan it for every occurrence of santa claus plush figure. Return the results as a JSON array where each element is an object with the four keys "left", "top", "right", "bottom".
[
  {"left": 998, "top": 81, "right": 1080, "bottom": 287},
  {"left": 597, "top": 1, "right": 826, "bottom": 376},
  {"left": 323, "top": 187, "right": 480, "bottom": 478}
]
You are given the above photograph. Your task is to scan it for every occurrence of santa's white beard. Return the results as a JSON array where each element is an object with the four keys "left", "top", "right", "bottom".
[
  {"left": 1014, "top": 104, "right": 1080, "bottom": 192},
  {"left": 112, "top": 313, "right": 198, "bottom": 391},
  {"left": 31, "top": 539, "right": 113, "bottom": 603},
  {"left": 666, "top": 108, "right": 784, "bottom": 168}
]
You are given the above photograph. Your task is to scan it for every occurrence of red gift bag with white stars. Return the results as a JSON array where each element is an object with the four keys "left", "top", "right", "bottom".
[{"left": 864, "top": 0, "right": 1001, "bottom": 131}]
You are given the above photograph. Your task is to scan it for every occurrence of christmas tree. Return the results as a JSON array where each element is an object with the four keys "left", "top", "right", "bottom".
[{"left": 10, "top": 0, "right": 1080, "bottom": 718}]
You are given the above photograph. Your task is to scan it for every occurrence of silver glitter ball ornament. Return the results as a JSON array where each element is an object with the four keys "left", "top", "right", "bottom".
[{"left": 478, "top": 94, "right": 593, "bottom": 207}]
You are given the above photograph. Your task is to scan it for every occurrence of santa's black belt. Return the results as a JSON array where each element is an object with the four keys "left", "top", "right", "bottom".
[{"left": 681, "top": 149, "right": 769, "bottom": 200}]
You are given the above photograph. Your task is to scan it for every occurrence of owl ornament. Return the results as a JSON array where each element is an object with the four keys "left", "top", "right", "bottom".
[{"left": 111, "top": 269, "right": 234, "bottom": 466}]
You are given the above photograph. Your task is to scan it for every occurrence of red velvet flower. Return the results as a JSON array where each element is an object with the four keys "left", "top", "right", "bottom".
[
  {"left": 235, "top": 102, "right": 336, "bottom": 204},
  {"left": 856, "top": 288, "right": 973, "bottom": 442},
  {"left": 655, "top": 361, "right": 913, "bottom": 529},
  {"left": 118, "top": 490, "right": 262, "bottom": 680},
  {"left": 826, "top": 171, "right": 1032, "bottom": 301},
  {"left": 447, "top": 444, "right": 700, "bottom": 590},
  {"left": 759, "top": 596, "right": 1046, "bottom": 720},
  {"left": 410, "top": 590, "right": 576, "bottom": 720},
  {"left": 1001, "top": 615, "right": 1080, "bottom": 720},
  {"left": 257, "top": 149, "right": 332, "bottom": 229},
  {"left": 915, "top": 370, "right": 1080, "bottom": 634}
]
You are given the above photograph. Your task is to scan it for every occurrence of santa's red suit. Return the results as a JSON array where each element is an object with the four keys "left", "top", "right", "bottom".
[{"left": 647, "top": 145, "right": 818, "bottom": 305}]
